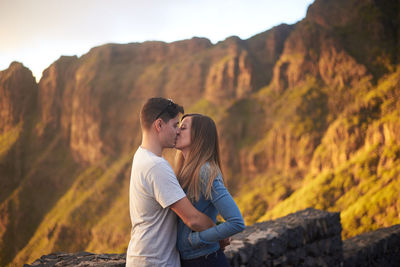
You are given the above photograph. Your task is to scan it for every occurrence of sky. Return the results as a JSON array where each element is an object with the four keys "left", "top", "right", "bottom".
[{"left": 0, "top": 0, "right": 314, "bottom": 81}]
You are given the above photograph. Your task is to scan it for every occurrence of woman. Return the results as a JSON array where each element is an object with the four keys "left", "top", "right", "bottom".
[{"left": 175, "top": 113, "right": 245, "bottom": 267}]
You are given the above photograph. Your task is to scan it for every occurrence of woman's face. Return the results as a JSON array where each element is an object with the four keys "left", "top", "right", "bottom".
[{"left": 175, "top": 116, "right": 192, "bottom": 152}]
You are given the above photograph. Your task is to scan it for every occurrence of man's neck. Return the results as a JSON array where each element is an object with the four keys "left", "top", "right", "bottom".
[{"left": 141, "top": 133, "right": 163, "bottom": 157}]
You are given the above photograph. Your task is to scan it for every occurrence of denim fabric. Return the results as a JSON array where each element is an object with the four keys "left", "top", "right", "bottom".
[
  {"left": 177, "top": 163, "right": 245, "bottom": 260},
  {"left": 180, "top": 249, "right": 229, "bottom": 267}
]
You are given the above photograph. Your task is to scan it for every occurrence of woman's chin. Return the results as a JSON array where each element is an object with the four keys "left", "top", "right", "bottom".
[{"left": 174, "top": 144, "right": 182, "bottom": 150}]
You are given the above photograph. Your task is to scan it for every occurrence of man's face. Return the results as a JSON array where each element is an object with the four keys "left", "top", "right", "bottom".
[{"left": 159, "top": 115, "right": 181, "bottom": 148}]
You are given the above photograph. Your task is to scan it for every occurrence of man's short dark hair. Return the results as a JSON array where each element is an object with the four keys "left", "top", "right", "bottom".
[{"left": 140, "top": 98, "right": 184, "bottom": 130}]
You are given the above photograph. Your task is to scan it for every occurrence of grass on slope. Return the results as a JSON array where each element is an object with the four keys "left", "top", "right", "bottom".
[
  {"left": 0, "top": 133, "right": 79, "bottom": 267},
  {"left": 0, "top": 123, "right": 22, "bottom": 159},
  {"left": 11, "top": 153, "right": 133, "bottom": 267},
  {"left": 256, "top": 68, "right": 400, "bottom": 238},
  {"left": 235, "top": 170, "right": 303, "bottom": 225},
  {"left": 259, "top": 141, "right": 400, "bottom": 239},
  {"left": 233, "top": 78, "right": 330, "bottom": 223}
]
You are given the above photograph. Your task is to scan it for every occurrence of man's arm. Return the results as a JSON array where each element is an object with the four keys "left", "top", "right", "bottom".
[{"left": 170, "top": 197, "right": 214, "bottom": 232}]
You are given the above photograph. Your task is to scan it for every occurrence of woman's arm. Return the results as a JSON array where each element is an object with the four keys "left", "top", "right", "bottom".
[
  {"left": 170, "top": 197, "right": 215, "bottom": 232},
  {"left": 188, "top": 174, "right": 245, "bottom": 248}
]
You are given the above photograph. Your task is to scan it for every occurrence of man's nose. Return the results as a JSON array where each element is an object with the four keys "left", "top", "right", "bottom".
[{"left": 176, "top": 128, "right": 181, "bottom": 134}]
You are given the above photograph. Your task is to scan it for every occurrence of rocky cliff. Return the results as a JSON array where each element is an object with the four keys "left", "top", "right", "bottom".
[
  {"left": 0, "top": 62, "right": 37, "bottom": 197},
  {"left": 1, "top": 0, "right": 400, "bottom": 266}
]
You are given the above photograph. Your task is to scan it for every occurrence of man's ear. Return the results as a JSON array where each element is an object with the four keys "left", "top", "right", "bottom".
[{"left": 154, "top": 118, "right": 163, "bottom": 132}]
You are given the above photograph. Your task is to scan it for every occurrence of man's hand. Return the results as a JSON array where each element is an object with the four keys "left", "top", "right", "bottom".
[{"left": 219, "top": 237, "right": 231, "bottom": 251}]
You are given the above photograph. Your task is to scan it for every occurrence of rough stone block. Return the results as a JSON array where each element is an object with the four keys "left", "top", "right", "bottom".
[
  {"left": 225, "top": 208, "right": 343, "bottom": 266},
  {"left": 343, "top": 224, "right": 400, "bottom": 267}
]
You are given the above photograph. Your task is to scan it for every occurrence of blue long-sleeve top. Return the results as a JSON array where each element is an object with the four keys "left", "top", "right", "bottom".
[{"left": 177, "top": 163, "right": 245, "bottom": 260}]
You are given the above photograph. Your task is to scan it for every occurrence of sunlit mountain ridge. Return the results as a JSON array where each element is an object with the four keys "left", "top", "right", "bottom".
[{"left": 0, "top": 0, "right": 399, "bottom": 266}]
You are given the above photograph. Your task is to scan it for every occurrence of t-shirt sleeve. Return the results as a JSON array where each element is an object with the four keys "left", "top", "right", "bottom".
[{"left": 148, "top": 161, "right": 186, "bottom": 208}]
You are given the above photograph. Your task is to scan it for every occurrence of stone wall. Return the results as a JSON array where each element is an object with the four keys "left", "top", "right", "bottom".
[
  {"left": 23, "top": 208, "right": 400, "bottom": 267},
  {"left": 224, "top": 208, "right": 343, "bottom": 266},
  {"left": 343, "top": 224, "right": 400, "bottom": 267},
  {"left": 23, "top": 252, "right": 125, "bottom": 267}
]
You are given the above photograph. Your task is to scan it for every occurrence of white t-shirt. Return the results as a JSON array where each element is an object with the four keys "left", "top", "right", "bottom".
[{"left": 126, "top": 146, "right": 186, "bottom": 267}]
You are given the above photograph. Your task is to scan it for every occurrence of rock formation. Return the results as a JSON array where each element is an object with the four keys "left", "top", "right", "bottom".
[{"left": 1, "top": 0, "right": 400, "bottom": 265}]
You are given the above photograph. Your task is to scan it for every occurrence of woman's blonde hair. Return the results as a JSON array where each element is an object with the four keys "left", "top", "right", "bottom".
[{"left": 175, "top": 114, "right": 223, "bottom": 202}]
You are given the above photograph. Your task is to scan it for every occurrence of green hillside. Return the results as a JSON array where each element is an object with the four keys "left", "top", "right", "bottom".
[
  {"left": 0, "top": 0, "right": 399, "bottom": 265},
  {"left": 237, "top": 68, "right": 400, "bottom": 238}
]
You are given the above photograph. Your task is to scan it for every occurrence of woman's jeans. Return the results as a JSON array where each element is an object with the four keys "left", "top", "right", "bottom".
[{"left": 181, "top": 249, "right": 229, "bottom": 267}]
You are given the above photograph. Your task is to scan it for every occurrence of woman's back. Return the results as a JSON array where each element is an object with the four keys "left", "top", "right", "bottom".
[{"left": 177, "top": 163, "right": 245, "bottom": 260}]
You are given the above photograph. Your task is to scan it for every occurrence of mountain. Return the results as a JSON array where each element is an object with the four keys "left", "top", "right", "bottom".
[
  {"left": 0, "top": 0, "right": 399, "bottom": 265},
  {"left": 233, "top": 0, "right": 400, "bottom": 234}
]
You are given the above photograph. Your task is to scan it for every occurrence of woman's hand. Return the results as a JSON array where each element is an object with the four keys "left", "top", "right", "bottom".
[{"left": 219, "top": 237, "right": 231, "bottom": 251}]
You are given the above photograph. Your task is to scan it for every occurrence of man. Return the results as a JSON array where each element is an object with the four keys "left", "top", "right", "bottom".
[{"left": 126, "top": 97, "right": 215, "bottom": 266}]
